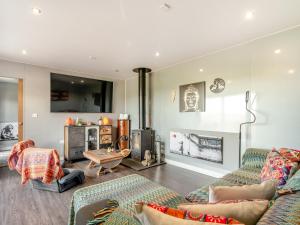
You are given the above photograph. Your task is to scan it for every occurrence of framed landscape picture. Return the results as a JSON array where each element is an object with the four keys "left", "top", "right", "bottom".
[{"left": 170, "top": 131, "right": 223, "bottom": 164}]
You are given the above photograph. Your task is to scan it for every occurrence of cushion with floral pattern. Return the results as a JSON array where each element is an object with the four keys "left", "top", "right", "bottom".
[
  {"left": 278, "top": 148, "right": 300, "bottom": 162},
  {"left": 261, "top": 148, "right": 300, "bottom": 187},
  {"left": 135, "top": 202, "right": 242, "bottom": 225}
]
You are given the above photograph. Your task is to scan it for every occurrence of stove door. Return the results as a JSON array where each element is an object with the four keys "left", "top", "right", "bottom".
[{"left": 131, "top": 131, "right": 142, "bottom": 161}]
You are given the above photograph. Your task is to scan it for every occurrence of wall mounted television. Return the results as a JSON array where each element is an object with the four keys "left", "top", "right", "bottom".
[{"left": 50, "top": 73, "right": 113, "bottom": 113}]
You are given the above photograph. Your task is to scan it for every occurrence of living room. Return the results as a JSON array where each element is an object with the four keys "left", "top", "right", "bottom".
[{"left": 0, "top": 1, "right": 300, "bottom": 225}]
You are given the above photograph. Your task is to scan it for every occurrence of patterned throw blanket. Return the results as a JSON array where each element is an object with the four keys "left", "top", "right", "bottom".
[
  {"left": 87, "top": 200, "right": 119, "bottom": 225},
  {"left": 68, "top": 174, "right": 187, "bottom": 225},
  {"left": 18, "top": 147, "right": 64, "bottom": 184},
  {"left": 8, "top": 139, "right": 35, "bottom": 170},
  {"left": 8, "top": 140, "right": 64, "bottom": 184}
]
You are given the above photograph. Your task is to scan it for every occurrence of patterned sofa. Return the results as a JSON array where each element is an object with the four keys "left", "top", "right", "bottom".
[{"left": 68, "top": 148, "right": 300, "bottom": 225}]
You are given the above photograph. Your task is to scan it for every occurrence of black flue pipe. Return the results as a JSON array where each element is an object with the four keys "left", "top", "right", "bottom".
[{"left": 133, "top": 67, "right": 151, "bottom": 130}]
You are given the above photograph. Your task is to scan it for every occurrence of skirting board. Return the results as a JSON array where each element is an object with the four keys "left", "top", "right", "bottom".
[{"left": 164, "top": 159, "right": 230, "bottom": 178}]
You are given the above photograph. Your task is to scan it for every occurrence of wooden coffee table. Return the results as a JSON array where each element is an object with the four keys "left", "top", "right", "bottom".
[{"left": 83, "top": 149, "right": 124, "bottom": 176}]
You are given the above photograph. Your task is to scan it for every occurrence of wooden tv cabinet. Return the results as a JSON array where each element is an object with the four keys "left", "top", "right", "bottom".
[{"left": 64, "top": 125, "right": 112, "bottom": 161}]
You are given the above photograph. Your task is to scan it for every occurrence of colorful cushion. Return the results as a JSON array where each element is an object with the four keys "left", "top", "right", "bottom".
[
  {"left": 278, "top": 148, "right": 300, "bottom": 162},
  {"left": 209, "top": 180, "right": 276, "bottom": 203},
  {"left": 135, "top": 202, "right": 243, "bottom": 225},
  {"left": 178, "top": 200, "right": 269, "bottom": 225},
  {"left": 260, "top": 149, "right": 299, "bottom": 187}
]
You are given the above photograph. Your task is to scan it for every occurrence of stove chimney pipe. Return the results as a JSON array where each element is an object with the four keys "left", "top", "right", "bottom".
[{"left": 133, "top": 67, "right": 151, "bottom": 130}]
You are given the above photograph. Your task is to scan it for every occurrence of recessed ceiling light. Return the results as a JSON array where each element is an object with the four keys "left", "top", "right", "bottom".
[
  {"left": 245, "top": 11, "right": 255, "bottom": 20},
  {"left": 274, "top": 49, "right": 281, "bottom": 54},
  {"left": 160, "top": 3, "right": 171, "bottom": 11},
  {"left": 89, "top": 56, "right": 97, "bottom": 60},
  {"left": 199, "top": 68, "right": 204, "bottom": 72},
  {"left": 21, "top": 49, "right": 27, "bottom": 55},
  {"left": 155, "top": 52, "right": 160, "bottom": 57},
  {"left": 80, "top": 80, "right": 85, "bottom": 83},
  {"left": 288, "top": 69, "right": 295, "bottom": 74},
  {"left": 32, "top": 7, "right": 42, "bottom": 15}
]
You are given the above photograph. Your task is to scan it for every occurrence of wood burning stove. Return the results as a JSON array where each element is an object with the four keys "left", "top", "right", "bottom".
[
  {"left": 131, "top": 68, "right": 155, "bottom": 162},
  {"left": 131, "top": 129, "right": 155, "bottom": 161}
]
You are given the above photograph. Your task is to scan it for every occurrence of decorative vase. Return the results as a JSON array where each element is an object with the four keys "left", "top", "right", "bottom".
[
  {"left": 65, "top": 117, "right": 74, "bottom": 126},
  {"left": 102, "top": 117, "right": 111, "bottom": 125}
]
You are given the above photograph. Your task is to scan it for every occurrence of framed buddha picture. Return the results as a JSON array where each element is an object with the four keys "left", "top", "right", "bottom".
[{"left": 179, "top": 81, "right": 205, "bottom": 112}]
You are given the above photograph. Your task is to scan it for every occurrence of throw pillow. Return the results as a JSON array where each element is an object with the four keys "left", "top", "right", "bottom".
[
  {"left": 278, "top": 148, "right": 300, "bottom": 162},
  {"left": 280, "top": 168, "right": 300, "bottom": 192},
  {"left": 209, "top": 180, "right": 276, "bottom": 203},
  {"left": 135, "top": 202, "right": 243, "bottom": 225},
  {"left": 178, "top": 200, "right": 268, "bottom": 225},
  {"left": 260, "top": 149, "right": 299, "bottom": 187}
]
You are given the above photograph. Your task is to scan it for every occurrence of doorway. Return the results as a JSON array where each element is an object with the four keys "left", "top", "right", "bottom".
[{"left": 0, "top": 77, "right": 23, "bottom": 167}]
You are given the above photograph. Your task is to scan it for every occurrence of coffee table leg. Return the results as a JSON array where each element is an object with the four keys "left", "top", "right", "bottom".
[
  {"left": 87, "top": 161, "right": 96, "bottom": 169},
  {"left": 97, "top": 166, "right": 103, "bottom": 176},
  {"left": 106, "top": 168, "right": 114, "bottom": 173}
]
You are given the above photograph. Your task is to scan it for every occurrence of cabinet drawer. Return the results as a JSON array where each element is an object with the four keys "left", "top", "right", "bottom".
[
  {"left": 100, "top": 135, "right": 112, "bottom": 144},
  {"left": 68, "top": 127, "right": 85, "bottom": 148},
  {"left": 100, "top": 126, "right": 112, "bottom": 135},
  {"left": 69, "top": 147, "right": 85, "bottom": 160}
]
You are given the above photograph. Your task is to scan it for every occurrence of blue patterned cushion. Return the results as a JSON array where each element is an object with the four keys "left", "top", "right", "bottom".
[{"left": 281, "top": 169, "right": 300, "bottom": 192}]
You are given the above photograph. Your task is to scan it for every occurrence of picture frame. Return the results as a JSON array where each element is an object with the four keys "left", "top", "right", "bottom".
[{"left": 179, "top": 81, "right": 206, "bottom": 112}]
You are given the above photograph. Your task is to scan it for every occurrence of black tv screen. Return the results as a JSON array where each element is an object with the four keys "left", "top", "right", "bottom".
[{"left": 50, "top": 73, "right": 113, "bottom": 113}]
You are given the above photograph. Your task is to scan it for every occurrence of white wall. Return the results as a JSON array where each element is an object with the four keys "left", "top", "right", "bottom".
[
  {"left": 125, "top": 77, "right": 139, "bottom": 129},
  {"left": 125, "top": 26, "right": 300, "bottom": 173},
  {"left": 249, "top": 28, "right": 300, "bottom": 149},
  {"left": 0, "top": 59, "right": 125, "bottom": 156}
]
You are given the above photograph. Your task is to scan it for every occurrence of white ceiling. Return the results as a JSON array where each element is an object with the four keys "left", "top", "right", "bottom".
[{"left": 1, "top": 0, "right": 300, "bottom": 79}]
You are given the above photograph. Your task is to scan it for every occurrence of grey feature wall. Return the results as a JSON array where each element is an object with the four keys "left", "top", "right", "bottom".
[{"left": 0, "top": 59, "right": 125, "bottom": 156}]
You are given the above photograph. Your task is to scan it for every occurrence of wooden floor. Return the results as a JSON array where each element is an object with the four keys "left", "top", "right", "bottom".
[{"left": 0, "top": 161, "right": 216, "bottom": 225}]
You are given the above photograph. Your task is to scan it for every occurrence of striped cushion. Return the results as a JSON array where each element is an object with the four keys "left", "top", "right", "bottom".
[{"left": 242, "top": 148, "right": 269, "bottom": 170}]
